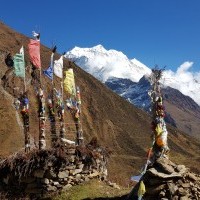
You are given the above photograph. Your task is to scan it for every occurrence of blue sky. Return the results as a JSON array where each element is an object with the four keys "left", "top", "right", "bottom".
[{"left": 1, "top": 0, "right": 200, "bottom": 72}]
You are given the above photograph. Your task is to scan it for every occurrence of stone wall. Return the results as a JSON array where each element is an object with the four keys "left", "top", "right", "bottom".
[{"left": 0, "top": 143, "right": 109, "bottom": 199}]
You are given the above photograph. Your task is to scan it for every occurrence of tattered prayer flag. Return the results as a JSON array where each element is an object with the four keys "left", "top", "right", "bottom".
[
  {"left": 155, "top": 124, "right": 162, "bottom": 136},
  {"left": 14, "top": 53, "right": 25, "bottom": 78},
  {"left": 54, "top": 55, "right": 63, "bottom": 78},
  {"left": 43, "top": 53, "right": 53, "bottom": 80},
  {"left": 138, "top": 181, "right": 146, "bottom": 200},
  {"left": 28, "top": 39, "right": 41, "bottom": 68},
  {"left": 64, "top": 68, "right": 76, "bottom": 96}
]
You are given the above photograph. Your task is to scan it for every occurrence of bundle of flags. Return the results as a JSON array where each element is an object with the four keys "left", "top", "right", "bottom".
[{"left": 12, "top": 31, "right": 77, "bottom": 98}]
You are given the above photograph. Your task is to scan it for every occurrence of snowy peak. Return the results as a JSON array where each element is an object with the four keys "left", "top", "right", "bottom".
[{"left": 65, "top": 45, "right": 151, "bottom": 83}]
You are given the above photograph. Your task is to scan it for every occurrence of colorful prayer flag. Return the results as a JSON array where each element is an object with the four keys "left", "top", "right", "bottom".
[
  {"left": 64, "top": 68, "right": 76, "bottom": 96},
  {"left": 54, "top": 55, "right": 63, "bottom": 78},
  {"left": 14, "top": 46, "right": 25, "bottom": 78},
  {"left": 138, "top": 181, "right": 146, "bottom": 200},
  {"left": 28, "top": 39, "right": 41, "bottom": 68},
  {"left": 43, "top": 53, "right": 53, "bottom": 80}
]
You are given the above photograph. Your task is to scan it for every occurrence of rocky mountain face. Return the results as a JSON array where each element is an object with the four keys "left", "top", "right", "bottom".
[
  {"left": 105, "top": 76, "right": 200, "bottom": 139},
  {"left": 0, "top": 22, "right": 200, "bottom": 186}
]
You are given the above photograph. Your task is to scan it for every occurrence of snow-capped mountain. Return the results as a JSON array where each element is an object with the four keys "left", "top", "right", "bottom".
[
  {"left": 65, "top": 44, "right": 151, "bottom": 83},
  {"left": 65, "top": 45, "right": 200, "bottom": 106}
]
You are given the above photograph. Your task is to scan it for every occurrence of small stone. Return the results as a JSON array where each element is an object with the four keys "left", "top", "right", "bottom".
[
  {"left": 45, "top": 170, "right": 57, "bottom": 179},
  {"left": 84, "top": 177, "right": 90, "bottom": 182},
  {"left": 181, "top": 183, "right": 190, "bottom": 188},
  {"left": 58, "top": 171, "right": 69, "bottom": 179},
  {"left": 53, "top": 181, "right": 60, "bottom": 186},
  {"left": 176, "top": 165, "right": 186, "bottom": 172},
  {"left": 178, "top": 188, "right": 188, "bottom": 196},
  {"left": 69, "top": 155, "right": 75, "bottom": 162},
  {"left": 41, "top": 178, "right": 49, "bottom": 185},
  {"left": 75, "top": 174, "right": 81, "bottom": 180},
  {"left": 46, "top": 185, "right": 57, "bottom": 192},
  {"left": 172, "top": 196, "right": 179, "bottom": 200},
  {"left": 188, "top": 173, "right": 198, "bottom": 181},
  {"left": 180, "top": 196, "right": 189, "bottom": 200},
  {"left": 77, "top": 164, "right": 84, "bottom": 169},
  {"left": 67, "top": 148, "right": 76, "bottom": 154},
  {"left": 63, "top": 184, "right": 72, "bottom": 191},
  {"left": 159, "top": 191, "right": 165, "bottom": 197},
  {"left": 34, "top": 169, "right": 45, "bottom": 178},
  {"left": 168, "top": 182, "right": 178, "bottom": 195},
  {"left": 89, "top": 171, "right": 100, "bottom": 178},
  {"left": 65, "top": 165, "right": 76, "bottom": 170},
  {"left": 70, "top": 169, "right": 82, "bottom": 175}
]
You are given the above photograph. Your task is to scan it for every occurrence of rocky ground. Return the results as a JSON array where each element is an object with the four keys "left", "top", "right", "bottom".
[{"left": 127, "top": 157, "right": 200, "bottom": 200}]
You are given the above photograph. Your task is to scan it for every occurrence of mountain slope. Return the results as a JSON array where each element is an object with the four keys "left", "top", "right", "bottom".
[
  {"left": 106, "top": 76, "right": 200, "bottom": 138},
  {"left": 0, "top": 22, "right": 200, "bottom": 186}
]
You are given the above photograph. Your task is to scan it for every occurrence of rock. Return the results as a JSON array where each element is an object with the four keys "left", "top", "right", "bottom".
[
  {"left": 75, "top": 174, "right": 82, "bottom": 180},
  {"left": 188, "top": 173, "right": 198, "bottom": 181},
  {"left": 77, "top": 164, "right": 84, "bottom": 169},
  {"left": 159, "top": 191, "right": 165, "bottom": 197},
  {"left": 84, "top": 177, "right": 90, "bottom": 182},
  {"left": 53, "top": 182, "right": 60, "bottom": 186},
  {"left": 45, "top": 170, "right": 57, "bottom": 179},
  {"left": 172, "top": 195, "right": 179, "bottom": 200},
  {"left": 70, "top": 168, "right": 82, "bottom": 175},
  {"left": 65, "top": 165, "right": 76, "bottom": 170},
  {"left": 89, "top": 171, "right": 100, "bottom": 178},
  {"left": 176, "top": 165, "right": 186, "bottom": 173},
  {"left": 146, "top": 184, "right": 166, "bottom": 195},
  {"left": 41, "top": 178, "right": 50, "bottom": 185},
  {"left": 181, "top": 183, "right": 190, "bottom": 188},
  {"left": 68, "top": 155, "right": 75, "bottom": 162},
  {"left": 178, "top": 188, "right": 188, "bottom": 196},
  {"left": 180, "top": 196, "right": 189, "bottom": 200},
  {"left": 168, "top": 182, "right": 178, "bottom": 195},
  {"left": 67, "top": 148, "right": 76, "bottom": 154},
  {"left": 34, "top": 169, "right": 45, "bottom": 178},
  {"left": 46, "top": 185, "right": 57, "bottom": 192},
  {"left": 63, "top": 184, "right": 72, "bottom": 191},
  {"left": 147, "top": 168, "right": 182, "bottom": 179},
  {"left": 58, "top": 171, "right": 69, "bottom": 179},
  {"left": 156, "top": 158, "right": 175, "bottom": 174}
]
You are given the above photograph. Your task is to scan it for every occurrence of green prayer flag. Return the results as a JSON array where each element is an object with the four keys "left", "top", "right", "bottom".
[{"left": 14, "top": 53, "right": 25, "bottom": 78}]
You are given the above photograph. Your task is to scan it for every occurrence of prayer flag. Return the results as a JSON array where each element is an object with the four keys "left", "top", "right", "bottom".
[
  {"left": 28, "top": 39, "right": 41, "bottom": 68},
  {"left": 54, "top": 55, "right": 63, "bottom": 78},
  {"left": 64, "top": 68, "right": 76, "bottom": 96}
]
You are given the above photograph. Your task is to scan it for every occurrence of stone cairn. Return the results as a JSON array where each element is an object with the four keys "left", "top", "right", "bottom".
[
  {"left": 127, "top": 157, "right": 200, "bottom": 200},
  {"left": 0, "top": 138, "right": 109, "bottom": 199}
]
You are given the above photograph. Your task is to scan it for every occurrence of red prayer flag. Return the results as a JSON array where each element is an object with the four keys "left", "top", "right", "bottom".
[{"left": 28, "top": 39, "right": 41, "bottom": 68}]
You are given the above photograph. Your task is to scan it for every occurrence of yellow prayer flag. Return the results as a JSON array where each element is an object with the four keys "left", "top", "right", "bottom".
[
  {"left": 155, "top": 124, "right": 163, "bottom": 136},
  {"left": 138, "top": 181, "right": 146, "bottom": 198},
  {"left": 64, "top": 68, "right": 76, "bottom": 96}
]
